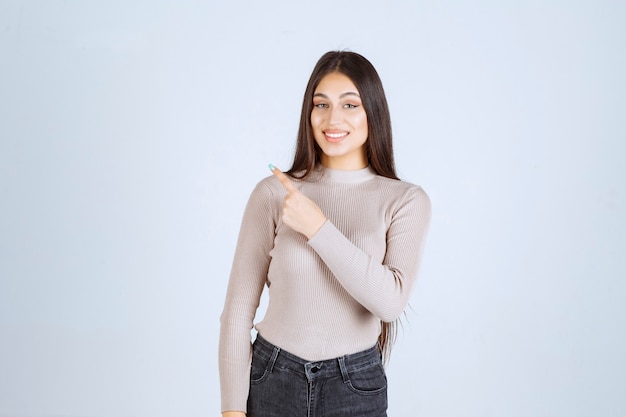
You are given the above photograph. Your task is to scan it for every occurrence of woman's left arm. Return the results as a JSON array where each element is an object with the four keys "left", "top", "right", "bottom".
[
  {"left": 308, "top": 187, "right": 431, "bottom": 322},
  {"left": 270, "top": 166, "right": 431, "bottom": 322}
]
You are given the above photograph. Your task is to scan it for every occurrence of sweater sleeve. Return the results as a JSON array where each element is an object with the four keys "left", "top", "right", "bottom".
[
  {"left": 219, "top": 180, "right": 276, "bottom": 413},
  {"left": 307, "top": 186, "right": 431, "bottom": 322}
]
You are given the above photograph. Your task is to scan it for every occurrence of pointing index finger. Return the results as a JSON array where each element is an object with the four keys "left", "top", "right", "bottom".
[{"left": 269, "top": 164, "right": 298, "bottom": 194}]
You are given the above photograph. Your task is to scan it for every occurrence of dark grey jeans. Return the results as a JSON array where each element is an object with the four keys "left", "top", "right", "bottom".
[{"left": 247, "top": 335, "right": 388, "bottom": 417}]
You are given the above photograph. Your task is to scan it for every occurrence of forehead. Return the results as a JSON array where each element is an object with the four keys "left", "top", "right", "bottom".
[{"left": 314, "top": 72, "right": 359, "bottom": 95}]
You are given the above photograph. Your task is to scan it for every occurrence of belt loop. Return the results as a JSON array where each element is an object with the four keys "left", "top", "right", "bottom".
[
  {"left": 337, "top": 356, "right": 349, "bottom": 383},
  {"left": 268, "top": 346, "right": 280, "bottom": 373}
]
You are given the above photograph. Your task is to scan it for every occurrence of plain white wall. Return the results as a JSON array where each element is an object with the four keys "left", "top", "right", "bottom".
[{"left": 1, "top": 1, "right": 624, "bottom": 416}]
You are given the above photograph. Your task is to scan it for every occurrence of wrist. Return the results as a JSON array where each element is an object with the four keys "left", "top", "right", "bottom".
[{"left": 306, "top": 218, "right": 327, "bottom": 240}]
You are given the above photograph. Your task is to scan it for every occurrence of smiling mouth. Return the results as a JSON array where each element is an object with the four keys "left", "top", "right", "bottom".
[{"left": 324, "top": 131, "right": 348, "bottom": 143}]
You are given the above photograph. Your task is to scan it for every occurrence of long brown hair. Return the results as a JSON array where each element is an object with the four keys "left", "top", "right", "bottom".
[{"left": 287, "top": 51, "right": 399, "bottom": 363}]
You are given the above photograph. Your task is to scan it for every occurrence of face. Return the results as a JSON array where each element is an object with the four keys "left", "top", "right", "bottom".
[{"left": 311, "top": 72, "right": 368, "bottom": 170}]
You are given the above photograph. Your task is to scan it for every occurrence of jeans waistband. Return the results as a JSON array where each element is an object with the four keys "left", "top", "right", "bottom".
[{"left": 253, "top": 334, "right": 382, "bottom": 381}]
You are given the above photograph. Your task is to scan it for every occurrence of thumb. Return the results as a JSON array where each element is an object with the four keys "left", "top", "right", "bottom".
[{"left": 269, "top": 164, "right": 298, "bottom": 194}]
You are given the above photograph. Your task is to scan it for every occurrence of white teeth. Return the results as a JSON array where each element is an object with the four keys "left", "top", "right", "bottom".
[{"left": 326, "top": 132, "right": 347, "bottom": 138}]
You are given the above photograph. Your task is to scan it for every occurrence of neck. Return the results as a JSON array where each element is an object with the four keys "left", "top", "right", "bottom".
[
  {"left": 317, "top": 165, "right": 376, "bottom": 183},
  {"left": 320, "top": 154, "right": 368, "bottom": 171}
]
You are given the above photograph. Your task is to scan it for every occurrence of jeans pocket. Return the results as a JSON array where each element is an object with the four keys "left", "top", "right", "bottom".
[
  {"left": 250, "top": 350, "right": 271, "bottom": 385},
  {"left": 345, "top": 363, "right": 388, "bottom": 396}
]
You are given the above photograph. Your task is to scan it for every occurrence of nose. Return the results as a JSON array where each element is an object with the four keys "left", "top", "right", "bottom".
[{"left": 329, "top": 105, "right": 342, "bottom": 125}]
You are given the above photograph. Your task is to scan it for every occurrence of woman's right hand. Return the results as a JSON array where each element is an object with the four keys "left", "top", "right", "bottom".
[{"left": 222, "top": 412, "right": 245, "bottom": 417}]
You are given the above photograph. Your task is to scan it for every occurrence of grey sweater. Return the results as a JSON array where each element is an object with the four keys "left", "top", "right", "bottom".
[{"left": 219, "top": 166, "right": 431, "bottom": 412}]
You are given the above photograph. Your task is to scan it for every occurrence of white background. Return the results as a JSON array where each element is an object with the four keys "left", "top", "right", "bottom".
[{"left": 1, "top": 1, "right": 625, "bottom": 416}]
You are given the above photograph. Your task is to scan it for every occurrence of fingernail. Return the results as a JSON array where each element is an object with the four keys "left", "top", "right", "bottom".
[{"left": 268, "top": 163, "right": 275, "bottom": 171}]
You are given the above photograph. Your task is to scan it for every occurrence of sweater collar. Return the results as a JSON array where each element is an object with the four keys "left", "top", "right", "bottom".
[{"left": 318, "top": 165, "right": 377, "bottom": 183}]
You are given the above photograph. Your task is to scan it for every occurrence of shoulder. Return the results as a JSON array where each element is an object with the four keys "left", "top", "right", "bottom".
[
  {"left": 254, "top": 171, "right": 313, "bottom": 194},
  {"left": 374, "top": 175, "right": 429, "bottom": 198},
  {"left": 372, "top": 176, "right": 431, "bottom": 216},
  {"left": 240, "top": 175, "right": 283, "bottom": 212},
  {"left": 252, "top": 173, "right": 296, "bottom": 195},
  {"left": 248, "top": 173, "right": 309, "bottom": 200}
]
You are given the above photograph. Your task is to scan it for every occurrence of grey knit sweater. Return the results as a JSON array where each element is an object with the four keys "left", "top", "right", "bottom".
[{"left": 219, "top": 165, "right": 431, "bottom": 412}]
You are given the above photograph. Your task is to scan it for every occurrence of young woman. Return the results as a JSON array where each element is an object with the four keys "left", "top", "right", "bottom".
[{"left": 219, "top": 51, "right": 431, "bottom": 417}]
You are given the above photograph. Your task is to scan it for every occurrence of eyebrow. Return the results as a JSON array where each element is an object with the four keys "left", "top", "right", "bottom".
[{"left": 313, "top": 92, "right": 361, "bottom": 99}]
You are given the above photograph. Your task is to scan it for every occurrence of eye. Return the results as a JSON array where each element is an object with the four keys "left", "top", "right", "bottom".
[
  {"left": 343, "top": 103, "right": 359, "bottom": 109},
  {"left": 314, "top": 103, "right": 329, "bottom": 109}
]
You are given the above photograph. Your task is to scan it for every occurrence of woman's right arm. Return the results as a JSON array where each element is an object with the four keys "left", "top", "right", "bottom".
[
  {"left": 222, "top": 412, "right": 246, "bottom": 417},
  {"left": 219, "top": 180, "right": 278, "bottom": 413}
]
